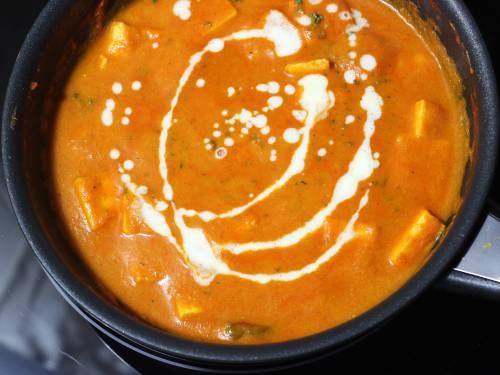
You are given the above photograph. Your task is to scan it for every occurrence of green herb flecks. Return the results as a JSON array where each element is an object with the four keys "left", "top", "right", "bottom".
[
  {"left": 294, "top": 0, "right": 304, "bottom": 12},
  {"left": 71, "top": 92, "right": 97, "bottom": 108},
  {"left": 311, "top": 12, "right": 324, "bottom": 24}
]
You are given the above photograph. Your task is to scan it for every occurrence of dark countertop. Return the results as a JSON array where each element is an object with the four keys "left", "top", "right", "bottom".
[{"left": 1, "top": 1, "right": 499, "bottom": 374}]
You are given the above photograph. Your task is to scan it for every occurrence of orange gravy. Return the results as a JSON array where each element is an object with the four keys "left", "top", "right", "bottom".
[{"left": 50, "top": 0, "right": 468, "bottom": 343}]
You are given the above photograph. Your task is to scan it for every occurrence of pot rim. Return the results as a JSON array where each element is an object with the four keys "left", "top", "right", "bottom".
[{"left": 2, "top": 0, "right": 499, "bottom": 366}]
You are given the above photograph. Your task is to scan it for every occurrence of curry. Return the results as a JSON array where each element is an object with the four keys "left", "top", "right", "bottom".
[{"left": 50, "top": 0, "right": 468, "bottom": 343}]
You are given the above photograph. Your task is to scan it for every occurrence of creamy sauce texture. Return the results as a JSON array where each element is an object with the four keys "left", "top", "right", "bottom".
[{"left": 50, "top": 0, "right": 468, "bottom": 344}]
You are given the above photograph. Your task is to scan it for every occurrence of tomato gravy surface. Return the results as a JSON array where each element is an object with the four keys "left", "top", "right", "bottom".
[{"left": 50, "top": 0, "right": 468, "bottom": 343}]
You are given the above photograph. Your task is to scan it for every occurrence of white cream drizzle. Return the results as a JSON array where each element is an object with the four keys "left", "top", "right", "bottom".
[
  {"left": 196, "top": 78, "right": 206, "bottom": 88},
  {"left": 101, "top": 99, "right": 115, "bottom": 127},
  {"left": 360, "top": 54, "right": 377, "bottom": 71},
  {"left": 182, "top": 74, "right": 333, "bottom": 222},
  {"left": 173, "top": 0, "right": 191, "bottom": 21},
  {"left": 297, "top": 15, "right": 312, "bottom": 27},
  {"left": 159, "top": 11, "right": 303, "bottom": 202},
  {"left": 121, "top": 116, "right": 130, "bottom": 126},
  {"left": 109, "top": 149, "right": 120, "bottom": 160},
  {"left": 155, "top": 201, "right": 168, "bottom": 212},
  {"left": 169, "top": 190, "right": 370, "bottom": 285},
  {"left": 112, "top": 82, "right": 123, "bottom": 95},
  {"left": 221, "top": 86, "right": 383, "bottom": 254},
  {"left": 131, "top": 81, "right": 142, "bottom": 91},
  {"left": 115, "top": 8, "right": 381, "bottom": 285},
  {"left": 284, "top": 84, "right": 296, "bottom": 95},
  {"left": 128, "top": 181, "right": 370, "bottom": 285},
  {"left": 283, "top": 128, "right": 301, "bottom": 144},
  {"left": 267, "top": 96, "right": 283, "bottom": 109},
  {"left": 123, "top": 160, "right": 134, "bottom": 170},
  {"left": 125, "top": 85, "right": 380, "bottom": 284},
  {"left": 345, "top": 114, "right": 356, "bottom": 125},
  {"left": 226, "top": 109, "right": 267, "bottom": 129},
  {"left": 346, "top": 9, "right": 369, "bottom": 47},
  {"left": 344, "top": 69, "right": 357, "bottom": 84},
  {"left": 326, "top": 3, "right": 339, "bottom": 13}
]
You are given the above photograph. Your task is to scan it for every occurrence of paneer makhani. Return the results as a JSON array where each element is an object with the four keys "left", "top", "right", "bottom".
[{"left": 50, "top": 0, "right": 468, "bottom": 343}]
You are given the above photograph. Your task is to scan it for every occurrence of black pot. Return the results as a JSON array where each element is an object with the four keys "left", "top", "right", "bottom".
[{"left": 2, "top": 0, "right": 499, "bottom": 373}]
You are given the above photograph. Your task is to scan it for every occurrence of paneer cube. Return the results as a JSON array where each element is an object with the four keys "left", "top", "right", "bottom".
[
  {"left": 104, "top": 21, "right": 137, "bottom": 56},
  {"left": 413, "top": 99, "right": 443, "bottom": 138},
  {"left": 199, "top": 0, "right": 237, "bottom": 34},
  {"left": 389, "top": 210, "right": 445, "bottom": 266},
  {"left": 176, "top": 299, "right": 203, "bottom": 319},
  {"left": 392, "top": 136, "right": 455, "bottom": 220},
  {"left": 121, "top": 194, "right": 151, "bottom": 235},
  {"left": 285, "top": 59, "right": 331, "bottom": 75},
  {"left": 74, "top": 176, "right": 119, "bottom": 231}
]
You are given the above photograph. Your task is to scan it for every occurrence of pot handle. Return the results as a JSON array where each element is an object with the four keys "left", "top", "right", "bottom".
[{"left": 435, "top": 203, "right": 500, "bottom": 300}]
